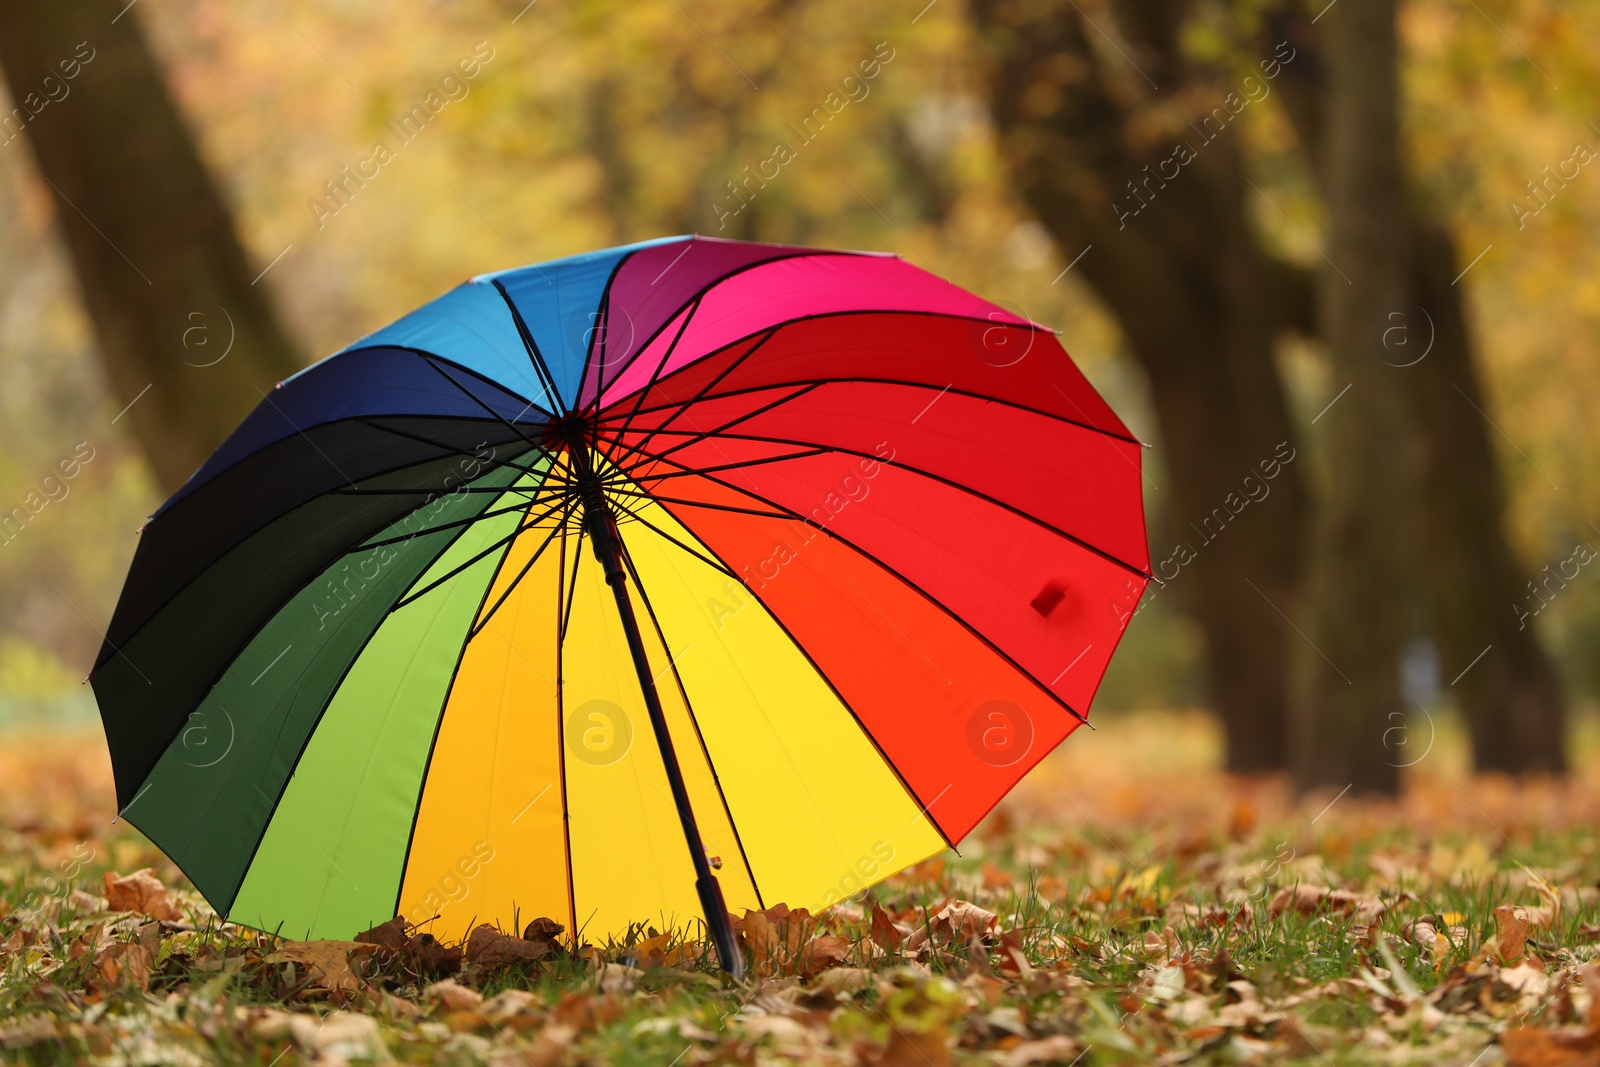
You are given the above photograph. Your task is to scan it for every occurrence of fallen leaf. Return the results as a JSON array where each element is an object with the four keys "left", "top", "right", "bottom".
[
  {"left": 1268, "top": 884, "right": 1385, "bottom": 925},
  {"left": 523, "top": 916, "right": 565, "bottom": 944},
  {"left": 797, "top": 934, "right": 853, "bottom": 976},
  {"left": 464, "top": 923, "right": 552, "bottom": 970},
  {"left": 905, "top": 901, "right": 997, "bottom": 953},
  {"left": 101, "top": 868, "right": 183, "bottom": 922},
  {"left": 1501, "top": 1027, "right": 1600, "bottom": 1067},
  {"left": 354, "top": 916, "right": 409, "bottom": 950},
  {"left": 0, "top": 1016, "right": 58, "bottom": 1050},
  {"left": 1496, "top": 905, "right": 1531, "bottom": 964},
  {"left": 289, "top": 1011, "right": 386, "bottom": 1059},
  {"left": 267, "top": 940, "right": 375, "bottom": 995},
  {"left": 741, "top": 904, "right": 816, "bottom": 971},
  {"left": 867, "top": 1026, "right": 953, "bottom": 1067},
  {"left": 94, "top": 940, "right": 153, "bottom": 991},
  {"left": 354, "top": 916, "right": 463, "bottom": 976},
  {"left": 426, "top": 978, "right": 483, "bottom": 1012},
  {"left": 870, "top": 900, "right": 904, "bottom": 954}
]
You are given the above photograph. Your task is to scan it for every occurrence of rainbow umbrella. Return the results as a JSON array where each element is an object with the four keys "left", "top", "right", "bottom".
[{"left": 93, "top": 236, "right": 1149, "bottom": 974}]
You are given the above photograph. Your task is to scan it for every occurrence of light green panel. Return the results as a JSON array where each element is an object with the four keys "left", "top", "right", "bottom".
[{"left": 227, "top": 481, "right": 537, "bottom": 938}]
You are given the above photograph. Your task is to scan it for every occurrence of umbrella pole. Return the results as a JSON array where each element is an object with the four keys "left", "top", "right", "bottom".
[{"left": 565, "top": 427, "right": 747, "bottom": 980}]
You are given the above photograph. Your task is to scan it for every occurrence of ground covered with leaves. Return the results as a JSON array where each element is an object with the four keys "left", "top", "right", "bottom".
[{"left": 4, "top": 711, "right": 1600, "bottom": 1066}]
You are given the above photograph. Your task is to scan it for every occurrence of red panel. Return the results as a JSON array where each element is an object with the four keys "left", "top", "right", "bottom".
[
  {"left": 640, "top": 473, "right": 1087, "bottom": 842},
  {"left": 602, "top": 380, "right": 1149, "bottom": 574},
  {"left": 612, "top": 447, "right": 1144, "bottom": 724},
  {"left": 597, "top": 311, "right": 1133, "bottom": 443}
]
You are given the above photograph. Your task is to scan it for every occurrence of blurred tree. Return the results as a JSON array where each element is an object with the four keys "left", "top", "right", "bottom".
[
  {"left": 0, "top": 0, "right": 301, "bottom": 494},
  {"left": 1266, "top": 5, "right": 1567, "bottom": 776},
  {"left": 968, "top": 0, "right": 1311, "bottom": 772},
  {"left": 1290, "top": 0, "right": 1410, "bottom": 794}
]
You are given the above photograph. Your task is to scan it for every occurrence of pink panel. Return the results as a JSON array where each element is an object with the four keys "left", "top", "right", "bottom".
[{"left": 598, "top": 255, "right": 1034, "bottom": 408}]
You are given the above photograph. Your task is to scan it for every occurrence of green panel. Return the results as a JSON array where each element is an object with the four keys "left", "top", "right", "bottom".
[
  {"left": 226, "top": 478, "right": 538, "bottom": 938},
  {"left": 129, "top": 459, "right": 538, "bottom": 916}
]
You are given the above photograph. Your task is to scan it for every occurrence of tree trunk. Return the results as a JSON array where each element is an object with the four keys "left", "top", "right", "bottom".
[
  {"left": 1265, "top": 4, "right": 1568, "bottom": 775},
  {"left": 1292, "top": 0, "right": 1410, "bottom": 794},
  {"left": 0, "top": 0, "right": 302, "bottom": 494},
  {"left": 1405, "top": 222, "right": 1567, "bottom": 773},
  {"left": 971, "top": 0, "right": 1308, "bottom": 771}
]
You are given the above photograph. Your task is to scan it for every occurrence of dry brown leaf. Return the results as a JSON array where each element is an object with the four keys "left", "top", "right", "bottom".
[
  {"left": 797, "top": 934, "right": 853, "bottom": 976},
  {"left": 1496, "top": 905, "right": 1531, "bottom": 964},
  {"left": 289, "top": 1011, "right": 386, "bottom": 1059},
  {"left": 814, "top": 966, "right": 874, "bottom": 996},
  {"left": 1526, "top": 871, "right": 1565, "bottom": 931},
  {"left": 0, "top": 1016, "right": 59, "bottom": 1051},
  {"left": 1501, "top": 1027, "right": 1600, "bottom": 1067},
  {"left": 905, "top": 900, "right": 998, "bottom": 953},
  {"left": 741, "top": 904, "right": 816, "bottom": 970},
  {"left": 523, "top": 916, "right": 565, "bottom": 943},
  {"left": 426, "top": 978, "right": 483, "bottom": 1012},
  {"left": 267, "top": 940, "right": 374, "bottom": 994},
  {"left": 464, "top": 923, "right": 552, "bottom": 970},
  {"left": 552, "top": 989, "right": 625, "bottom": 1030},
  {"left": 867, "top": 1026, "right": 953, "bottom": 1067},
  {"left": 355, "top": 916, "right": 463, "bottom": 976},
  {"left": 354, "top": 916, "right": 409, "bottom": 950},
  {"left": 1268, "top": 884, "right": 1385, "bottom": 925},
  {"left": 870, "top": 900, "right": 904, "bottom": 954},
  {"left": 996, "top": 929, "right": 1034, "bottom": 980},
  {"left": 101, "top": 868, "right": 183, "bottom": 922},
  {"left": 93, "top": 940, "right": 152, "bottom": 991}
]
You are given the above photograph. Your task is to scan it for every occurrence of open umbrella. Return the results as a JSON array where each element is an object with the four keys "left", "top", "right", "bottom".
[{"left": 93, "top": 236, "right": 1149, "bottom": 975}]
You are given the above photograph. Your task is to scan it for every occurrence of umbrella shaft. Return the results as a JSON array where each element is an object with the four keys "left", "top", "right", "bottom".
[{"left": 564, "top": 424, "right": 745, "bottom": 978}]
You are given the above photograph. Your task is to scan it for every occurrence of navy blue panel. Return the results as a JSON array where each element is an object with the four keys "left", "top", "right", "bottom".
[
  {"left": 323, "top": 281, "right": 558, "bottom": 412},
  {"left": 161, "top": 347, "right": 546, "bottom": 515}
]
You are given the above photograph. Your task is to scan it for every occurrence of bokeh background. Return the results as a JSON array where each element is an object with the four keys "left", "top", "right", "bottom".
[{"left": 1, "top": 0, "right": 1597, "bottom": 796}]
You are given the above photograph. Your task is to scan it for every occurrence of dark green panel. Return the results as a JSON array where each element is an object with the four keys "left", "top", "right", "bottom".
[{"left": 125, "top": 459, "right": 541, "bottom": 912}]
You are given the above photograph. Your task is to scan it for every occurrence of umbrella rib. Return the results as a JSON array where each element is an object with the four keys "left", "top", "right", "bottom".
[
  {"left": 602, "top": 444, "right": 830, "bottom": 484},
  {"left": 611, "top": 326, "right": 780, "bottom": 460},
  {"left": 605, "top": 495, "right": 740, "bottom": 580},
  {"left": 391, "top": 495, "right": 571, "bottom": 613},
  {"left": 600, "top": 484, "right": 793, "bottom": 522},
  {"left": 599, "top": 426, "right": 1154, "bottom": 582},
  {"left": 211, "top": 478, "right": 512, "bottom": 920},
  {"left": 639, "top": 467, "right": 1097, "bottom": 727},
  {"left": 356, "top": 498, "right": 557, "bottom": 551},
  {"left": 593, "top": 304, "right": 1063, "bottom": 439},
  {"left": 389, "top": 470, "right": 543, "bottom": 927},
  {"left": 601, "top": 376, "right": 1143, "bottom": 448},
  {"left": 490, "top": 279, "right": 567, "bottom": 416},
  {"left": 613, "top": 538, "right": 768, "bottom": 911},
  {"left": 332, "top": 486, "right": 549, "bottom": 495},
  {"left": 416, "top": 352, "right": 553, "bottom": 455},
  {"left": 627, "top": 496, "right": 959, "bottom": 853},
  {"left": 603, "top": 293, "right": 709, "bottom": 451},
  {"left": 353, "top": 417, "right": 549, "bottom": 480},
  {"left": 553, "top": 509, "right": 578, "bottom": 938},
  {"left": 469, "top": 494, "right": 574, "bottom": 640},
  {"left": 561, "top": 523, "right": 586, "bottom": 641},
  {"left": 634, "top": 381, "right": 823, "bottom": 470}
]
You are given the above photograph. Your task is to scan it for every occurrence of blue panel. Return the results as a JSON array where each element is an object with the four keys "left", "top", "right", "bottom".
[
  {"left": 476, "top": 236, "right": 688, "bottom": 409},
  {"left": 314, "top": 281, "right": 557, "bottom": 412},
  {"left": 161, "top": 347, "right": 543, "bottom": 515}
]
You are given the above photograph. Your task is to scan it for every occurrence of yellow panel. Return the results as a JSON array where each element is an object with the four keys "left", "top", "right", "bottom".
[
  {"left": 561, "top": 531, "right": 761, "bottom": 942},
  {"left": 617, "top": 501, "right": 946, "bottom": 914},
  {"left": 397, "top": 519, "right": 569, "bottom": 941},
  {"left": 628, "top": 567, "right": 762, "bottom": 911}
]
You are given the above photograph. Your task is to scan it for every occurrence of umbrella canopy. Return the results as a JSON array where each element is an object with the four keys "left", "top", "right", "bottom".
[{"left": 93, "top": 236, "right": 1150, "bottom": 958}]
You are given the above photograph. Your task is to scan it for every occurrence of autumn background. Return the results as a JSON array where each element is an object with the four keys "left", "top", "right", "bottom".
[{"left": 2, "top": 0, "right": 1600, "bottom": 1063}]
